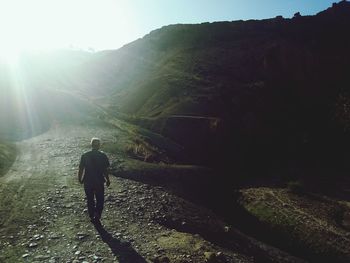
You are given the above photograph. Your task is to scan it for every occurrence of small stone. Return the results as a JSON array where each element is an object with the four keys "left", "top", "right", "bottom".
[
  {"left": 216, "top": 251, "right": 225, "bottom": 260},
  {"left": 28, "top": 242, "right": 38, "bottom": 248},
  {"left": 34, "top": 255, "right": 51, "bottom": 260},
  {"left": 22, "top": 253, "right": 30, "bottom": 258},
  {"left": 204, "top": 252, "right": 216, "bottom": 262},
  {"left": 75, "top": 250, "right": 81, "bottom": 255},
  {"left": 157, "top": 248, "right": 165, "bottom": 253}
]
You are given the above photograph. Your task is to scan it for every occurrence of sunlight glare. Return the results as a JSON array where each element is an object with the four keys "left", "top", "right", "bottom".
[{"left": 0, "top": 0, "right": 134, "bottom": 64}]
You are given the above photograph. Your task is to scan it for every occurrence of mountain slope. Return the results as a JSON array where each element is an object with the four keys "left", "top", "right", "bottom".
[
  {"left": 71, "top": 1, "right": 350, "bottom": 175},
  {"left": 2, "top": 2, "right": 350, "bottom": 173},
  {"left": 78, "top": 1, "right": 350, "bottom": 121}
]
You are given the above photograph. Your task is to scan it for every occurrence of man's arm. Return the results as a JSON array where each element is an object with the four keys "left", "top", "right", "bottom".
[
  {"left": 104, "top": 154, "right": 111, "bottom": 187},
  {"left": 78, "top": 168, "right": 84, "bottom": 184},
  {"left": 104, "top": 169, "right": 110, "bottom": 187},
  {"left": 78, "top": 155, "right": 85, "bottom": 184}
]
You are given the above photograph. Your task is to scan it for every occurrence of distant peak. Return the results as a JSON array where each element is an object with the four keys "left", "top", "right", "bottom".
[{"left": 317, "top": 0, "right": 350, "bottom": 16}]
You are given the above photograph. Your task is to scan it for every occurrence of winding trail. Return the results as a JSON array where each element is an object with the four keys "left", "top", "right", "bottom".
[
  {"left": 0, "top": 122, "right": 310, "bottom": 263},
  {"left": 0, "top": 123, "right": 252, "bottom": 263}
]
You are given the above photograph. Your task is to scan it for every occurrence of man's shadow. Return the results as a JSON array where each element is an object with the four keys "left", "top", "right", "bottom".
[{"left": 93, "top": 222, "right": 147, "bottom": 263}]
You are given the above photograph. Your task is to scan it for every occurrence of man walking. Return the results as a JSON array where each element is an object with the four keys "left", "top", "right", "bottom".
[{"left": 78, "top": 137, "right": 110, "bottom": 223}]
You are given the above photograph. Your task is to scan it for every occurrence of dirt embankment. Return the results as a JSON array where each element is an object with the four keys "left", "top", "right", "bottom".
[{"left": 240, "top": 187, "right": 350, "bottom": 262}]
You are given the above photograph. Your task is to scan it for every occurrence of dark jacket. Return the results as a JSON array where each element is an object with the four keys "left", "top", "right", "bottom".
[{"left": 79, "top": 149, "right": 110, "bottom": 186}]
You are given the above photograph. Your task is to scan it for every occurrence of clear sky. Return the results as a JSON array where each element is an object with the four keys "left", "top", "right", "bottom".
[{"left": 0, "top": 0, "right": 340, "bottom": 55}]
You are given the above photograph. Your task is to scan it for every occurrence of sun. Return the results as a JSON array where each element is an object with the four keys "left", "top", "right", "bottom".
[{"left": 0, "top": 0, "right": 136, "bottom": 64}]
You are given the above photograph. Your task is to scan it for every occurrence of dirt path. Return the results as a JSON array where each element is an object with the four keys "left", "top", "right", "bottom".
[
  {"left": 0, "top": 121, "right": 310, "bottom": 263},
  {"left": 0, "top": 122, "right": 252, "bottom": 263}
]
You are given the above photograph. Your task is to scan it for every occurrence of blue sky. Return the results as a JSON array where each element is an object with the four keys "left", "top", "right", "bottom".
[
  {"left": 0, "top": 0, "right": 340, "bottom": 53},
  {"left": 128, "top": 0, "right": 336, "bottom": 38},
  {"left": 132, "top": 0, "right": 336, "bottom": 25},
  {"left": 119, "top": 0, "right": 337, "bottom": 49}
]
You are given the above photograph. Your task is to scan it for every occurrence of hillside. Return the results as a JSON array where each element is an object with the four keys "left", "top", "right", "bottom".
[
  {"left": 78, "top": 1, "right": 350, "bottom": 118},
  {"left": 2, "top": 2, "right": 350, "bottom": 174},
  {"left": 0, "top": 51, "right": 97, "bottom": 141},
  {"left": 70, "top": 1, "right": 350, "bottom": 175},
  {"left": 0, "top": 141, "right": 16, "bottom": 176}
]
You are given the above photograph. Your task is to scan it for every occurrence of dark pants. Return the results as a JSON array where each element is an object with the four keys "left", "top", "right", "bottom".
[{"left": 84, "top": 183, "right": 105, "bottom": 220}]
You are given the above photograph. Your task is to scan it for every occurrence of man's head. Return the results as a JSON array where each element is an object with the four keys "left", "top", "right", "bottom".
[{"left": 91, "top": 137, "right": 101, "bottom": 150}]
